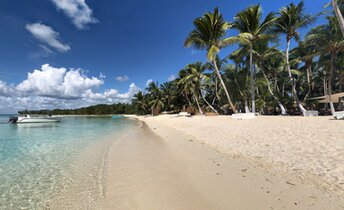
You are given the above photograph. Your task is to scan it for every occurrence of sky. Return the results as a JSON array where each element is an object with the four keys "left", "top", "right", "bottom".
[{"left": 0, "top": 0, "right": 329, "bottom": 113}]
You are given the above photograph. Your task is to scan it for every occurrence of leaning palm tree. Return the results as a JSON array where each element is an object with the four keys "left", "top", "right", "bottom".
[
  {"left": 179, "top": 62, "right": 218, "bottom": 114},
  {"left": 184, "top": 7, "right": 237, "bottom": 113},
  {"left": 208, "top": 56, "right": 227, "bottom": 106},
  {"left": 178, "top": 65, "right": 204, "bottom": 114},
  {"left": 232, "top": 5, "right": 276, "bottom": 113},
  {"left": 330, "top": 0, "right": 344, "bottom": 37},
  {"left": 274, "top": 1, "right": 315, "bottom": 115},
  {"left": 254, "top": 41, "right": 288, "bottom": 115},
  {"left": 306, "top": 16, "right": 344, "bottom": 114}
]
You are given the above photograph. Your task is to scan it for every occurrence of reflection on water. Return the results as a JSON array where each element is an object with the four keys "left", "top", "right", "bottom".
[
  {"left": 15, "top": 123, "right": 60, "bottom": 129},
  {"left": 0, "top": 116, "right": 134, "bottom": 209}
]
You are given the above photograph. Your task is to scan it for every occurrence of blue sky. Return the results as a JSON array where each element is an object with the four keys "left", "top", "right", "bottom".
[{"left": 0, "top": 0, "right": 329, "bottom": 113}]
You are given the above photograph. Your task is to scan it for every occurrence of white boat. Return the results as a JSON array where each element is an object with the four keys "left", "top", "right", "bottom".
[{"left": 9, "top": 115, "right": 61, "bottom": 124}]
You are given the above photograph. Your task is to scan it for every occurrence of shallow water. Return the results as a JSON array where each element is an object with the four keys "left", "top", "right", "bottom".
[{"left": 0, "top": 115, "right": 135, "bottom": 209}]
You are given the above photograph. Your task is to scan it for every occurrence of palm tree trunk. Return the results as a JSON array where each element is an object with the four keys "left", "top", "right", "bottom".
[
  {"left": 185, "top": 94, "right": 192, "bottom": 106},
  {"left": 200, "top": 90, "right": 218, "bottom": 114},
  {"left": 249, "top": 46, "right": 255, "bottom": 113},
  {"left": 212, "top": 95, "right": 217, "bottom": 105},
  {"left": 151, "top": 106, "right": 154, "bottom": 116},
  {"left": 339, "top": 71, "right": 344, "bottom": 110},
  {"left": 286, "top": 39, "right": 307, "bottom": 115},
  {"left": 212, "top": 77, "right": 219, "bottom": 105},
  {"left": 261, "top": 68, "right": 287, "bottom": 115},
  {"left": 193, "top": 94, "right": 204, "bottom": 115},
  {"left": 332, "top": 0, "right": 344, "bottom": 37},
  {"left": 304, "top": 61, "right": 313, "bottom": 101},
  {"left": 244, "top": 99, "right": 250, "bottom": 113},
  {"left": 328, "top": 53, "right": 336, "bottom": 114},
  {"left": 323, "top": 78, "right": 328, "bottom": 110},
  {"left": 213, "top": 60, "right": 237, "bottom": 113}
]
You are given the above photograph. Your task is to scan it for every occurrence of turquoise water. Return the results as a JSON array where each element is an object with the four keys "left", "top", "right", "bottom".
[{"left": 0, "top": 115, "right": 135, "bottom": 209}]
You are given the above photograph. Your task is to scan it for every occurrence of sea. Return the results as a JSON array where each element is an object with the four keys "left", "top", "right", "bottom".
[{"left": 0, "top": 114, "right": 135, "bottom": 209}]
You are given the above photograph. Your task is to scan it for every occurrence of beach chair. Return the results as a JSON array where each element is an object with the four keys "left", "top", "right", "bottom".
[
  {"left": 177, "top": 112, "right": 191, "bottom": 117},
  {"left": 304, "top": 110, "right": 319, "bottom": 117},
  {"left": 333, "top": 111, "right": 344, "bottom": 120},
  {"left": 231, "top": 113, "right": 255, "bottom": 120}
]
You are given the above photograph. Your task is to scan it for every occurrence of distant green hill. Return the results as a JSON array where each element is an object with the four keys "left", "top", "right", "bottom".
[{"left": 19, "top": 103, "right": 136, "bottom": 115}]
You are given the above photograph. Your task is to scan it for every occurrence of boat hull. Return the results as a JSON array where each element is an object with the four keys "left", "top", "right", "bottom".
[{"left": 17, "top": 117, "right": 61, "bottom": 124}]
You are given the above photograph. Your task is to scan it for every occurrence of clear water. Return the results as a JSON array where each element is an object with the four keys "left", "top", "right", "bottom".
[{"left": 0, "top": 115, "right": 135, "bottom": 209}]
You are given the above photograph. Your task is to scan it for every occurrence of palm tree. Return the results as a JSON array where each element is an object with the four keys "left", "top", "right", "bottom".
[
  {"left": 228, "top": 46, "right": 253, "bottom": 113},
  {"left": 331, "top": 0, "right": 344, "bottom": 37},
  {"left": 132, "top": 91, "right": 148, "bottom": 114},
  {"left": 178, "top": 62, "right": 218, "bottom": 114},
  {"left": 208, "top": 56, "right": 227, "bottom": 106},
  {"left": 146, "top": 82, "right": 164, "bottom": 115},
  {"left": 254, "top": 41, "right": 288, "bottom": 115},
  {"left": 290, "top": 40, "right": 318, "bottom": 100},
  {"left": 306, "top": 16, "right": 344, "bottom": 114},
  {"left": 184, "top": 7, "right": 237, "bottom": 113},
  {"left": 160, "top": 81, "right": 176, "bottom": 111},
  {"left": 274, "top": 1, "right": 315, "bottom": 115},
  {"left": 224, "top": 63, "right": 250, "bottom": 113},
  {"left": 178, "top": 66, "right": 203, "bottom": 114},
  {"left": 232, "top": 5, "right": 276, "bottom": 113}
]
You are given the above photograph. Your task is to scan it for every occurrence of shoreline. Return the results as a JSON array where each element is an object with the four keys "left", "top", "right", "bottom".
[
  {"left": 100, "top": 115, "right": 344, "bottom": 209},
  {"left": 44, "top": 119, "right": 136, "bottom": 209}
]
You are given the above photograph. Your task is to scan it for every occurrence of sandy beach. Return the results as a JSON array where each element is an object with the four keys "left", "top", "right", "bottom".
[{"left": 101, "top": 116, "right": 344, "bottom": 209}]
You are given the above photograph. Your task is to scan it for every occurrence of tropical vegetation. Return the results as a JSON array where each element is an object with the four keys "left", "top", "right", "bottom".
[{"left": 132, "top": 1, "right": 344, "bottom": 116}]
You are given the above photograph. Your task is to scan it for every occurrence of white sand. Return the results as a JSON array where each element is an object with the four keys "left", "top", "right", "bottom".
[
  {"left": 101, "top": 116, "right": 344, "bottom": 209},
  {"left": 133, "top": 115, "right": 344, "bottom": 197}
]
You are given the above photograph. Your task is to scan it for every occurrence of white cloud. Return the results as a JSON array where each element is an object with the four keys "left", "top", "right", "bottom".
[
  {"left": 16, "top": 64, "right": 103, "bottom": 99},
  {"left": 0, "top": 64, "right": 141, "bottom": 113},
  {"left": 146, "top": 79, "right": 153, "bottom": 86},
  {"left": 0, "top": 81, "right": 15, "bottom": 96},
  {"left": 104, "top": 89, "right": 118, "bottom": 98},
  {"left": 116, "top": 83, "right": 140, "bottom": 100},
  {"left": 83, "top": 83, "right": 139, "bottom": 103},
  {"left": 167, "top": 74, "right": 176, "bottom": 81},
  {"left": 26, "top": 23, "right": 71, "bottom": 52},
  {"left": 115, "top": 75, "right": 129, "bottom": 82},
  {"left": 50, "top": 0, "right": 98, "bottom": 29}
]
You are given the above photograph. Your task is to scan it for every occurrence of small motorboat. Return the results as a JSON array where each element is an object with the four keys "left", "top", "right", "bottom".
[{"left": 9, "top": 115, "right": 61, "bottom": 124}]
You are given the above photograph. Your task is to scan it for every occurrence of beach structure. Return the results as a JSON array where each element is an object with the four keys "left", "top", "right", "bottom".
[
  {"left": 310, "top": 92, "right": 344, "bottom": 104},
  {"left": 309, "top": 92, "right": 344, "bottom": 118}
]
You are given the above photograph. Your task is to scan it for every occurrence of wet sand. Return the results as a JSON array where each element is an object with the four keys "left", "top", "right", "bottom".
[{"left": 102, "top": 118, "right": 344, "bottom": 209}]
